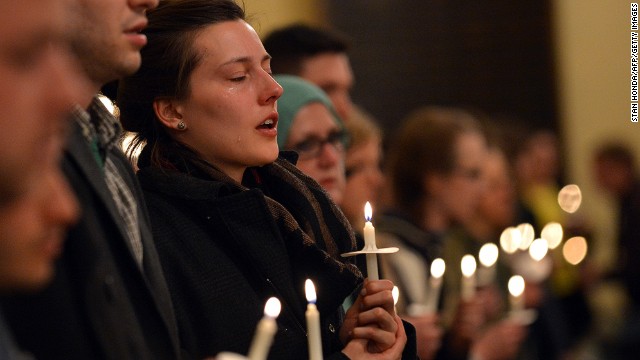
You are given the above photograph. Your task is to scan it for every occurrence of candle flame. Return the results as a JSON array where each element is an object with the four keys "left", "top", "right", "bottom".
[
  {"left": 517, "top": 223, "right": 535, "bottom": 250},
  {"left": 460, "top": 255, "right": 477, "bottom": 277},
  {"left": 264, "top": 297, "right": 281, "bottom": 318},
  {"left": 479, "top": 243, "right": 499, "bottom": 267},
  {"left": 305, "top": 279, "right": 317, "bottom": 303},
  {"left": 500, "top": 226, "right": 522, "bottom": 254},
  {"left": 541, "top": 222, "right": 563, "bottom": 249},
  {"left": 563, "top": 236, "right": 588, "bottom": 265},
  {"left": 529, "top": 238, "right": 549, "bottom": 261},
  {"left": 430, "top": 258, "right": 446, "bottom": 278},
  {"left": 558, "top": 184, "right": 582, "bottom": 213},
  {"left": 508, "top": 275, "right": 525, "bottom": 297},
  {"left": 364, "top": 201, "right": 373, "bottom": 222},
  {"left": 392, "top": 286, "right": 399, "bottom": 305}
]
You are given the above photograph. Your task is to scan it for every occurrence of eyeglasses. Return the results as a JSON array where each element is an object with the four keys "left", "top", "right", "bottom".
[{"left": 289, "top": 130, "right": 350, "bottom": 160}]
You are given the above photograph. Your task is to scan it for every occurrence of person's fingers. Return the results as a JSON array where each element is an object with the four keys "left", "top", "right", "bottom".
[
  {"left": 379, "top": 316, "right": 407, "bottom": 360},
  {"left": 357, "top": 307, "right": 398, "bottom": 332},
  {"left": 340, "top": 292, "right": 364, "bottom": 344},
  {"left": 350, "top": 326, "right": 395, "bottom": 352},
  {"left": 361, "top": 279, "right": 394, "bottom": 294},
  {"left": 341, "top": 338, "right": 368, "bottom": 359},
  {"left": 360, "top": 286, "right": 395, "bottom": 314}
]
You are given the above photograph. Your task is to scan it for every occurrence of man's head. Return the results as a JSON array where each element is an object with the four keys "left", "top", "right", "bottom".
[
  {"left": 594, "top": 143, "right": 636, "bottom": 197},
  {"left": 0, "top": 0, "right": 83, "bottom": 290},
  {"left": 263, "top": 24, "right": 354, "bottom": 120},
  {"left": 66, "top": 0, "right": 159, "bottom": 89}
]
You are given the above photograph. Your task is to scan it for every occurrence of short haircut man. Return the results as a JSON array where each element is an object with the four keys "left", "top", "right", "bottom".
[{"left": 263, "top": 24, "right": 355, "bottom": 120}]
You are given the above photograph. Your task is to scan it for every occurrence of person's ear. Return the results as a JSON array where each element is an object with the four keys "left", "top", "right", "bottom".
[{"left": 153, "top": 98, "right": 187, "bottom": 131}]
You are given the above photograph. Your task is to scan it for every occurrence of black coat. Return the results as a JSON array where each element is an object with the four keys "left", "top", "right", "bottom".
[
  {"left": 1, "top": 122, "right": 181, "bottom": 360},
  {"left": 136, "top": 159, "right": 362, "bottom": 360}
]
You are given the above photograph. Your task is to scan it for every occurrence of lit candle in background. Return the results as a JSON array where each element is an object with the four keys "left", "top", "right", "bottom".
[
  {"left": 558, "top": 184, "right": 582, "bottom": 214},
  {"left": 541, "top": 222, "right": 564, "bottom": 250},
  {"left": 425, "top": 258, "right": 445, "bottom": 313},
  {"left": 363, "top": 202, "right": 379, "bottom": 280},
  {"left": 392, "top": 286, "right": 399, "bottom": 314},
  {"left": 478, "top": 243, "right": 499, "bottom": 287},
  {"left": 305, "top": 280, "right": 323, "bottom": 360},
  {"left": 529, "top": 238, "right": 549, "bottom": 261},
  {"left": 563, "top": 236, "right": 588, "bottom": 265},
  {"left": 248, "top": 297, "right": 281, "bottom": 360},
  {"left": 460, "top": 255, "right": 477, "bottom": 301},
  {"left": 517, "top": 223, "right": 535, "bottom": 251},
  {"left": 508, "top": 275, "right": 525, "bottom": 313},
  {"left": 500, "top": 226, "right": 522, "bottom": 254}
]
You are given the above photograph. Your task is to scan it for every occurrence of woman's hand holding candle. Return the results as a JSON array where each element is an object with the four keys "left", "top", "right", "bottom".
[
  {"left": 339, "top": 279, "right": 400, "bottom": 353},
  {"left": 341, "top": 315, "right": 406, "bottom": 360}
]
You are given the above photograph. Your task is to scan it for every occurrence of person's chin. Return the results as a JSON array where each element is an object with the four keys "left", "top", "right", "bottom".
[
  {"left": 327, "top": 188, "right": 344, "bottom": 205},
  {"left": 253, "top": 152, "right": 279, "bottom": 167},
  {"left": 6, "top": 264, "right": 55, "bottom": 292},
  {"left": 265, "top": 146, "right": 280, "bottom": 163},
  {"left": 117, "top": 52, "right": 143, "bottom": 77}
]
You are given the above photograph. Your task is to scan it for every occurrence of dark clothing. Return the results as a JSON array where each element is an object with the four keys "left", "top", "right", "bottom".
[
  {"left": 1, "top": 99, "right": 181, "bottom": 360},
  {"left": 136, "top": 153, "right": 361, "bottom": 359},
  {"left": 618, "top": 181, "right": 640, "bottom": 306},
  {"left": 0, "top": 311, "right": 32, "bottom": 360}
]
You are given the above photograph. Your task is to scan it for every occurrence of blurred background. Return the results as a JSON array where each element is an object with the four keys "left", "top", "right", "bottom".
[
  {"left": 245, "top": 0, "right": 636, "bottom": 356},
  {"left": 246, "top": 0, "right": 631, "bottom": 277}
]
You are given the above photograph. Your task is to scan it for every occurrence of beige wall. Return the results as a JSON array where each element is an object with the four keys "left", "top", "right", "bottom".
[
  {"left": 242, "top": 0, "right": 326, "bottom": 37},
  {"left": 553, "top": 0, "right": 637, "bottom": 268}
]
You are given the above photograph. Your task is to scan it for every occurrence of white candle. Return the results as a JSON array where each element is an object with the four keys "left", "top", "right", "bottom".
[
  {"left": 305, "top": 280, "right": 323, "bottom": 360},
  {"left": 248, "top": 297, "right": 281, "bottom": 360},
  {"left": 508, "top": 275, "right": 525, "bottom": 313},
  {"left": 478, "top": 243, "right": 499, "bottom": 287},
  {"left": 392, "top": 286, "right": 400, "bottom": 314},
  {"left": 425, "top": 258, "right": 445, "bottom": 313},
  {"left": 460, "top": 255, "right": 477, "bottom": 301},
  {"left": 363, "top": 202, "right": 379, "bottom": 280}
]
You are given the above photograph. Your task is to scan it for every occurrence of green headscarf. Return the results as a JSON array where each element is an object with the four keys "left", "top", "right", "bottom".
[{"left": 274, "top": 74, "right": 343, "bottom": 149}]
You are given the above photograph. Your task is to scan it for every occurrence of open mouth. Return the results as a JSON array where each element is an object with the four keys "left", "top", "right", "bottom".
[
  {"left": 257, "top": 118, "right": 276, "bottom": 130},
  {"left": 125, "top": 20, "right": 147, "bottom": 34}
]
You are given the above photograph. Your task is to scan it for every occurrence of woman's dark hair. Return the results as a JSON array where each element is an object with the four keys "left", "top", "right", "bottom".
[
  {"left": 117, "top": 0, "right": 245, "bottom": 167},
  {"left": 385, "top": 106, "right": 482, "bottom": 223}
]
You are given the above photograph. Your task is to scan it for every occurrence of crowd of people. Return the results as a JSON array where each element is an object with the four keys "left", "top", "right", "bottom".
[{"left": 0, "top": 1, "right": 635, "bottom": 360}]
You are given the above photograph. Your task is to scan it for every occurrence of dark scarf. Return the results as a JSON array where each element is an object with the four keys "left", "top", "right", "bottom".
[{"left": 139, "top": 144, "right": 363, "bottom": 310}]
